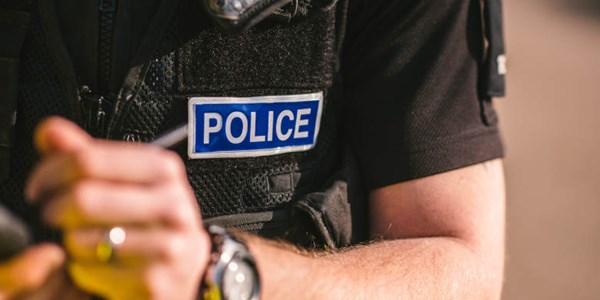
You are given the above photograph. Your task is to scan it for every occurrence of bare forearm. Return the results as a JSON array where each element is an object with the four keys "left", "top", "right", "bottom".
[
  {"left": 245, "top": 161, "right": 506, "bottom": 299},
  {"left": 247, "top": 237, "right": 503, "bottom": 300}
]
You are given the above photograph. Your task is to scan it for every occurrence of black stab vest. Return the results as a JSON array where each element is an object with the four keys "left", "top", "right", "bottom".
[{"left": 0, "top": 0, "right": 368, "bottom": 250}]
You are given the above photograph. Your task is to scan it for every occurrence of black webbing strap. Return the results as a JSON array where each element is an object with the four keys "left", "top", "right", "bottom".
[
  {"left": 0, "top": 1, "right": 31, "bottom": 182},
  {"left": 481, "top": 0, "right": 506, "bottom": 98}
]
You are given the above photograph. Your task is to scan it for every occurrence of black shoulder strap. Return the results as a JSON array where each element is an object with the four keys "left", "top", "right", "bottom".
[{"left": 0, "top": 0, "right": 31, "bottom": 182}]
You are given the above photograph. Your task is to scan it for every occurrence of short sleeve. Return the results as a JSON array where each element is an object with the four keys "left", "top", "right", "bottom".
[{"left": 341, "top": 0, "right": 504, "bottom": 190}]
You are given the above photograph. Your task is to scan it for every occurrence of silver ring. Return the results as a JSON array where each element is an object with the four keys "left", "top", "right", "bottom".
[{"left": 96, "top": 227, "right": 127, "bottom": 263}]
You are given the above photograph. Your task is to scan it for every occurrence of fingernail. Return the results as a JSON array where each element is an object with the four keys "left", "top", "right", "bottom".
[
  {"left": 35, "top": 243, "right": 66, "bottom": 265},
  {"left": 48, "top": 245, "right": 66, "bottom": 264}
]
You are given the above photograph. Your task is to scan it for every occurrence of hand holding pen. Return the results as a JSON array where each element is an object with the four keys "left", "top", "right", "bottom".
[{"left": 0, "top": 117, "right": 196, "bottom": 299}]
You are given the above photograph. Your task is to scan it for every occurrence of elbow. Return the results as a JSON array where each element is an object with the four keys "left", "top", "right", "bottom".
[
  {"left": 482, "top": 255, "right": 505, "bottom": 300},
  {"left": 447, "top": 237, "right": 505, "bottom": 300},
  {"left": 467, "top": 241, "right": 505, "bottom": 300}
]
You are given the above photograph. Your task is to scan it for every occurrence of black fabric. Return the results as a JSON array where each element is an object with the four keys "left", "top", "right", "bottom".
[
  {"left": 0, "top": 0, "right": 30, "bottom": 10},
  {"left": 55, "top": 0, "right": 162, "bottom": 92},
  {"left": 177, "top": 8, "right": 336, "bottom": 93},
  {"left": 0, "top": 6, "right": 30, "bottom": 182},
  {"left": 289, "top": 145, "right": 367, "bottom": 248},
  {"left": 342, "top": 0, "right": 504, "bottom": 189},
  {"left": 0, "top": 0, "right": 72, "bottom": 243},
  {"left": 0, "top": 0, "right": 504, "bottom": 249},
  {"left": 54, "top": 1, "right": 98, "bottom": 90},
  {"left": 0, "top": 57, "right": 20, "bottom": 182}
]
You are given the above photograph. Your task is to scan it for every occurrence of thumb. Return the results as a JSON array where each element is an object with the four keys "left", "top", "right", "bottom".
[
  {"left": 0, "top": 244, "right": 65, "bottom": 296},
  {"left": 34, "top": 117, "right": 92, "bottom": 155}
]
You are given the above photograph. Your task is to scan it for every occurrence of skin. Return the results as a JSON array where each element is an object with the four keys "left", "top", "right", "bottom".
[
  {"left": 25, "top": 117, "right": 210, "bottom": 300},
  {"left": 0, "top": 245, "right": 89, "bottom": 300},
  {"left": 0, "top": 116, "right": 505, "bottom": 299},
  {"left": 250, "top": 159, "right": 505, "bottom": 299}
]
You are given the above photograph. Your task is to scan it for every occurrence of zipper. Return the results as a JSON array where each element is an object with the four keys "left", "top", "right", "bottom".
[
  {"left": 107, "top": 0, "right": 182, "bottom": 139},
  {"left": 79, "top": 85, "right": 112, "bottom": 138},
  {"left": 98, "top": 0, "right": 117, "bottom": 93},
  {"left": 82, "top": 0, "right": 181, "bottom": 140},
  {"left": 79, "top": 0, "right": 118, "bottom": 138}
]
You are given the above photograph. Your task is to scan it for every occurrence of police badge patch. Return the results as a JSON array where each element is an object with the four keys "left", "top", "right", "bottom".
[{"left": 188, "top": 93, "right": 323, "bottom": 159}]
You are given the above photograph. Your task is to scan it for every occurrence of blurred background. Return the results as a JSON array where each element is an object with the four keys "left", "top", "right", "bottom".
[{"left": 498, "top": 0, "right": 600, "bottom": 299}]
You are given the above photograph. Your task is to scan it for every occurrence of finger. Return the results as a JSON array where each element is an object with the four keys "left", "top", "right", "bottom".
[
  {"left": 26, "top": 144, "right": 187, "bottom": 202},
  {"left": 25, "top": 154, "right": 79, "bottom": 203},
  {"left": 0, "top": 244, "right": 65, "bottom": 296},
  {"left": 17, "top": 267, "right": 91, "bottom": 300},
  {"left": 68, "top": 262, "right": 148, "bottom": 300},
  {"left": 64, "top": 227, "right": 190, "bottom": 265},
  {"left": 41, "top": 181, "right": 198, "bottom": 228},
  {"left": 34, "top": 116, "right": 92, "bottom": 155}
]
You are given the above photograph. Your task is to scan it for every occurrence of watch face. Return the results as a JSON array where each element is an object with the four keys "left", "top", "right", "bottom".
[{"left": 222, "top": 256, "right": 257, "bottom": 300}]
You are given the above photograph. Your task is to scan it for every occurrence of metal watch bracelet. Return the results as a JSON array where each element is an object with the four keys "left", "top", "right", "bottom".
[{"left": 201, "top": 224, "right": 260, "bottom": 300}]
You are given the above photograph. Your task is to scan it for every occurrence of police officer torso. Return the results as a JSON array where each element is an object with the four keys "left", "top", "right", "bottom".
[{"left": 0, "top": 0, "right": 367, "bottom": 249}]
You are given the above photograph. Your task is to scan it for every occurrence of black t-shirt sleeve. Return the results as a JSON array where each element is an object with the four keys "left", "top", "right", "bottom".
[{"left": 341, "top": 0, "right": 504, "bottom": 190}]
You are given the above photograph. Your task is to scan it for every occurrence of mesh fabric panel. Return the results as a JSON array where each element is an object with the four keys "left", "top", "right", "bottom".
[{"left": 0, "top": 1, "right": 71, "bottom": 242}]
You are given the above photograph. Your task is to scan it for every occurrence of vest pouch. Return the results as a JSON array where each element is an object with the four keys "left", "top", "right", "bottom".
[
  {"left": 204, "top": 209, "right": 292, "bottom": 238},
  {"left": 203, "top": 146, "right": 368, "bottom": 250},
  {"left": 0, "top": 8, "right": 31, "bottom": 183},
  {"left": 289, "top": 177, "right": 351, "bottom": 250},
  {"left": 288, "top": 146, "right": 367, "bottom": 250}
]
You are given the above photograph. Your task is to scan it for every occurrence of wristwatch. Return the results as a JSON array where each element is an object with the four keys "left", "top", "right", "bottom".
[{"left": 202, "top": 224, "right": 261, "bottom": 300}]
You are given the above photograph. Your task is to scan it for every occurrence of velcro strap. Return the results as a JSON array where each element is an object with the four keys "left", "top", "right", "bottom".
[{"left": 0, "top": 8, "right": 31, "bottom": 182}]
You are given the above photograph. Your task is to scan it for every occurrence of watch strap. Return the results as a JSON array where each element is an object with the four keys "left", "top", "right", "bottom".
[{"left": 200, "top": 224, "right": 260, "bottom": 300}]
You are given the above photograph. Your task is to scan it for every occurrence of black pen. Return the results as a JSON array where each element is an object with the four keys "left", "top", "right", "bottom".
[{"left": 0, "top": 205, "right": 30, "bottom": 261}]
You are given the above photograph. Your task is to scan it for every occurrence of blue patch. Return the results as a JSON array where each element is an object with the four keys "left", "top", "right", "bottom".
[{"left": 188, "top": 93, "right": 323, "bottom": 158}]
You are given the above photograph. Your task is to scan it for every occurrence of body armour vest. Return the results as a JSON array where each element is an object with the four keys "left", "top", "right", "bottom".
[{"left": 0, "top": 0, "right": 368, "bottom": 250}]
